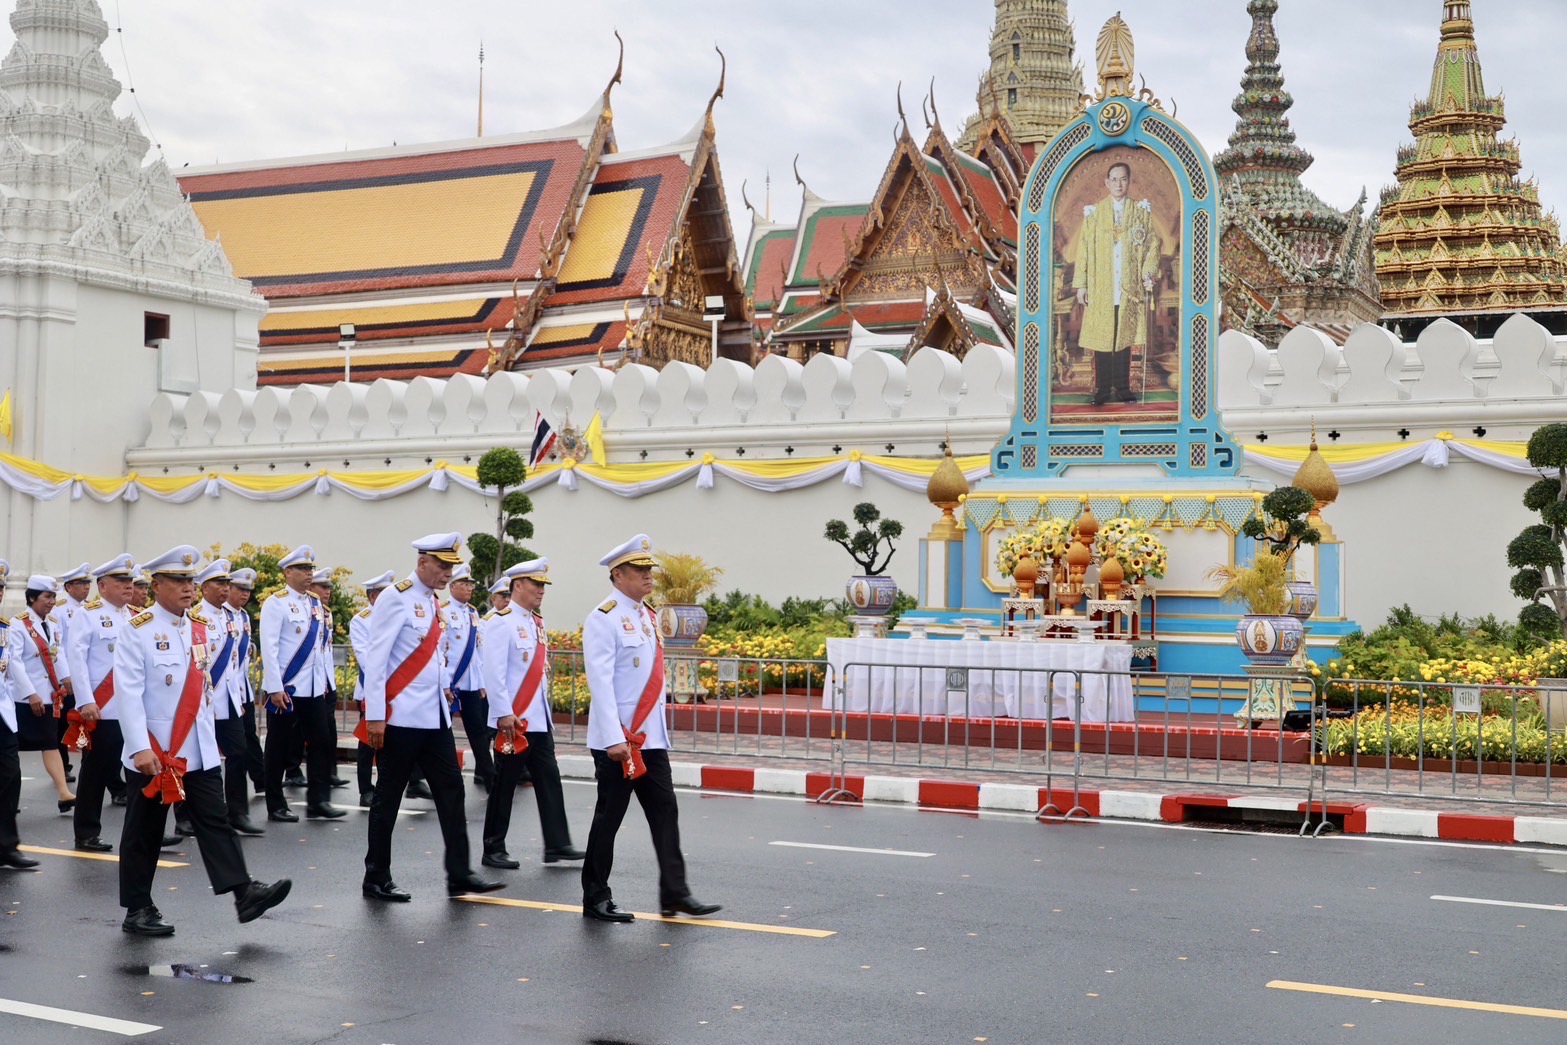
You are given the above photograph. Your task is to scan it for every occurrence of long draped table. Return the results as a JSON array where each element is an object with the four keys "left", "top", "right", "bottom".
[{"left": 826, "top": 637, "right": 1135, "bottom": 723}]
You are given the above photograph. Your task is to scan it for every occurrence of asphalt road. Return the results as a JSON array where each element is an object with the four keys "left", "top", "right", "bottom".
[{"left": 3, "top": 776, "right": 1567, "bottom": 1044}]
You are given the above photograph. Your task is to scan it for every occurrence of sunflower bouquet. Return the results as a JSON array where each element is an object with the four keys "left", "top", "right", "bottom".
[
  {"left": 994, "top": 517, "right": 1073, "bottom": 578},
  {"left": 1095, "top": 517, "right": 1169, "bottom": 580}
]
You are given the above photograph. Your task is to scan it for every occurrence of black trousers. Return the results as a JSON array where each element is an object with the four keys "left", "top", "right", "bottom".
[
  {"left": 455, "top": 689, "right": 495, "bottom": 784},
  {"left": 264, "top": 695, "right": 334, "bottom": 811},
  {"left": 73, "top": 718, "right": 124, "bottom": 842},
  {"left": 482, "top": 731, "right": 572, "bottom": 856},
  {"left": 363, "top": 724, "right": 471, "bottom": 884},
  {"left": 581, "top": 748, "right": 689, "bottom": 906},
  {"left": 0, "top": 720, "right": 20, "bottom": 854},
  {"left": 357, "top": 741, "right": 375, "bottom": 795},
  {"left": 240, "top": 698, "right": 265, "bottom": 790},
  {"left": 215, "top": 714, "right": 251, "bottom": 824},
  {"left": 119, "top": 766, "right": 249, "bottom": 911}
]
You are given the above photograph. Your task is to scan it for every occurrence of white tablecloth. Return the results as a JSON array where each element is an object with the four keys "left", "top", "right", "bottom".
[{"left": 826, "top": 638, "right": 1135, "bottom": 723}]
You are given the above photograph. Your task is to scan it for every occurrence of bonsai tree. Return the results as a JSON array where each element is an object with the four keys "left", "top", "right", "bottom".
[
  {"left": 467, "top": 447, "right": 536, "bottom": 583},
  {"left": 1208, "top": 485, "right": 1321, "bottom": 615},
  {"left": 1509, "top": 422, "right": 1567, "bottom": 641},
  {"left": 653, "top": 553, "right": 724, "bottom": 606},
  {"left": 824, "top": 502, "right": 903, "bottom": 576}
]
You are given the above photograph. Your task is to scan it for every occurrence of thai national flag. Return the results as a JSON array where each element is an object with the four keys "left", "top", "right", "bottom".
[{"left": 528, "top": 412, "right": 557, "bottom": 468}]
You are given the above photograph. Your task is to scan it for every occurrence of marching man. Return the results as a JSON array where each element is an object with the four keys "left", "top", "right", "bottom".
[
  {"left": 115, "top": 546, "right": 291, "bottom": 936},
  {"left": 65, "top": 554, "right": 137, "bottom": 852},
  {"left": 259, "top": 546, "right": 344, "bottom": 822},
  {"left": 580, "top": 534, "right": 720, "bottom": 923},
  {"left": 196, "top": 560, "right": 262, "bottom": 836},
  {"left": 0, "top": 560, "right": 40, "bottom": 870},
  {"left": 479, "top": 558, "right": 582, "bottom": 869},
  {"left": 359, "top": 534, "right": 502, "bottom": 903},
  {"left": 349, "top": 570, "right": 393, "bottom": 807},
  {"left": 442, "top": 564, "right": 495, "bottom": 792},
  {"left": 225, "top": 568, "right": 266, "bottom": 799}
]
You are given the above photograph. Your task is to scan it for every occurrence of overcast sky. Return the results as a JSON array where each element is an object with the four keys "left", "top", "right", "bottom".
[{"left": 26, "top": 1, "right": 1567, "bottom": 248}]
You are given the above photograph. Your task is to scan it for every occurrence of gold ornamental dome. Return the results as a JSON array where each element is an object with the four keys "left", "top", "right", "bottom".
[
  {"left": 1292, "top": 424, "right": 1339, "bottom": 510},
  {"left": 925, "top": 445, "right": 970, "bottom": 541}
]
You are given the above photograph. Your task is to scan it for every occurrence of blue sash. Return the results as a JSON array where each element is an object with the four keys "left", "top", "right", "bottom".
[
  {"left": 209, "top": 623, "right": 238, "bottom": 688},
  {"left": 451, "top": 611, "right": 478, "bottom": 685},
  {"left": 275, "top": 610, "right": 320, "bottom": 707}
]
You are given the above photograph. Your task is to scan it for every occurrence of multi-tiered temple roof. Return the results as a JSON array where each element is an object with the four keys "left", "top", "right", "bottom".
[
  {"left": 1214, "top": 0, "right": 1379, "bottom": 345},
  {"left": 1375, "top": 0, "right": 1567, "bottom": 318},
  {"left": 178, "top": 51, "right": 751, "bottom": 385}
]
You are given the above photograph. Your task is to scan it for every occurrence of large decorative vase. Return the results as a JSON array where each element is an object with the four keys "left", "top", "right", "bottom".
[
  {"left": 846, "top": 575, "right": 899, "bottom": 615},
  {"left": 1284, "top": 579, "right": 1319, "bottom": 621},
  {"left": 1012, "top": 555, "right": 1040, "bottom": 597},
  {"left": 656, "top": 604, "right": 709, "bottom": 649},
  {"left": 1236, "top": 614, "right": 1305, "bottom": 666},
  {"left": 1100, "top": 556, "right": 1125, "bottom": 601}
]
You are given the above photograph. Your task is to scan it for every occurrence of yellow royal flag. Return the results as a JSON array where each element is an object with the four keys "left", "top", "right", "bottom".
[
  {"left": 0, "top": 389, "right": 12, "bottom": 443},
  {"left": 585, "top": 411, "right": 606, "bottom": 467}
]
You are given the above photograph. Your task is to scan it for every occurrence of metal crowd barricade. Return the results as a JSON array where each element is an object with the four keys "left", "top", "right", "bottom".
[
  {"left": 814, "top": 660, "right": 1327, "bottom": 832},
  {"left": 1313, "top": 677, "right": 1566, "bottom": 813}
]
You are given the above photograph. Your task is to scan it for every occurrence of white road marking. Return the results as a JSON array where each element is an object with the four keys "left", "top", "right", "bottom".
[
  {"left": 769, "top": 841, "right": 934, "bottom": 858},
  {"left": 1431, "top": 894, "right": 1567, "bottom": 913},
  {"left": 0, "top": 998, "right": 160, "bottom": 1037}
]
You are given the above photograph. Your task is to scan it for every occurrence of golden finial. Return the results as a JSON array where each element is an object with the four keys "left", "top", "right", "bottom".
[
  {"left": 1095, "top": 14, "right": 1135, "bottom": 99},
  {"left": 925, "top": 428, "right": 968, "bottom": 540},
  {"left": 1292, "top": 416, "right": 1340, "bottom": 539}
]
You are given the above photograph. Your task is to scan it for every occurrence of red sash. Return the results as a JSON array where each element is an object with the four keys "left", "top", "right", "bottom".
[
  {"left": 496, "top": 621, "right": 547, "bottom": 756},
  {"left": 143, "top": 619, "right": 208, "bottom": 805},
  {"left": 354, "top": 596, "right": 442, "bottom": 743},
  {"left": 20, "top": 617, "right": 65, "bottom": 714},
  {"left": 62, "top": 665, "right": 117, "bottom": 752},
  {"left": 622, "top": 606, "right": 665, "bottom": 781}
]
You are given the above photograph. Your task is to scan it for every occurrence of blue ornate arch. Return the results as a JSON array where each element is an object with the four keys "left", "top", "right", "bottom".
[{"left": 993, "top": 96, "right": 1239, "bottom": 479}]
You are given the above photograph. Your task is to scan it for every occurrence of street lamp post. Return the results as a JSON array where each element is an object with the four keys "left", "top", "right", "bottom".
[
  {"left": 703, "top": 295, "right": 725, "bottom": 366},
  {"left": 339, "top": 322, "right": 356, "bottom": 382}
]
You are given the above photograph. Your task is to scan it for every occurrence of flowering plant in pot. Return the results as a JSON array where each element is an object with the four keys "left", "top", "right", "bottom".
[
  {"left": 653, "top": 553, "right": 724, "bottom": 648},
  {"left": 825, "top": 502, "right": 904, "bottom": 615},
  {"left": 1208, "top": 486, "right": 1321, "bottom": 664}
]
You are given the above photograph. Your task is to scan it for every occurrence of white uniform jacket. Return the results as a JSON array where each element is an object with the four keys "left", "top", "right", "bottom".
[
  {"left": 198, "top": 601, "right": 245, "bottom": 719},
  {"left": 582, "top": 591, "right": 670, "bottom": 753},
  {"left": 0, "top": 618, "right": 38, "bottom": 733},
  {"left": 227, "top": 602, "right": 254, "bottom": 706},
  {"left": 349, "top": 607, "right": 371, "bottom": 690},
  {"left": 65, "top": 598, "right": 132, "bottom": 721},
  {"left": 59, "top": 594, "right": 86, "bottom": 674},
  {"left": 259, "top": 587, "right": 331, "bottom": 697},
  {"left": 441, "top": 599, "right": 486, "bottom": 693},
  {"left": 115, "top": 603, "right": 221, "bottom": 772},
  {"left": 361, "top": 576, "right": 449, "bottom": 729},
  {"left": 482, "top": 607, "right": 551, "bottom": 733},
  {"left": 9, "top": 607, "right": 69, "bottom": 706}
]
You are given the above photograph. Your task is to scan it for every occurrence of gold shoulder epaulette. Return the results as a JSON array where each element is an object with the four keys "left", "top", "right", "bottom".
[
  {"left": 395, "top": 579, "right": 414, "bottom": 593},
  {"left": 494, "top": 606, "right": 512, "bottom": 616},
  {"left": 189, "top": 609, "right": 207, "bottom": 625},
  {"left": 11, "top": 614, "right": 25, "bottom": 624},
  {"left": 355, "top": 607, "right": 372, "bottom": 619},
  {"left": 597, "top": 599, "right": 617, "bottom": 613},
  {"left": 130, "top": 609, "right": 154, "bottom": 628},
  {"left": 84, "top": 597, "right": 103, "bottom": 610}
]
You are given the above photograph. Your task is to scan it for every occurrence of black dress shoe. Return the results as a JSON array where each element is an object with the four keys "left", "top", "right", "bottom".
[
  {"left": 65, "top": 770, "right": 76, "bottom": 784},
  {"left": 122, "top": 905, "right": 174, "bottom": 936},
  {"left": 330, "top": 775, "right": 350, "bottom": 788},
  {"left": 543, "top": 847, "right": 586, "bottom": 863},
  {"left": 405, "top": 781, "right": 434, "bottom": 800},
  {"left": 235, "top": 878, "right": 292, "bottom": 923},
  {"left": 474, "top": 776, "right": 493, "bottom": 794},
  {"left": 110, "top": 793, "right": 128, "bottom": 806},
  {"left": 75, "top": 837, "right": 113, "bottom": 853},
  {"left": 447, "top": 873, "right": 504, "bottom": 896},
  {"left": 174, "top": 820, "right": 196, "bottom": 837},
  {"left": 661, "top": 896, "right": 723, "bottom": 918},
  {"left": 306, "top": 803, "right": 346, "bottom": 820},
  {"left": 582, "top": 899, "right": 634, "bottom": 923},
  {"left": 0, "top": 849, "right": 40, "bottom": 869},
  {"left": 358, "top": 791, "right": 375, "bottom": 807},
  {"left": 57, "top": 798, "right": 76, "bottom": 813},
  {"left": 268, "top": 808, "right": 299, "bottom": 823},
  {"left": 159, "top": 834, "right": 184, "bottom": 849},
  {"left": 362, "top": 880, "right": 411, "bottom": 902},
  {"left": 481, "top": 852, "right": 520, "bottom": 870},
  {"left": 283, "top": 772, "right": 307, "bottom": 788},
  {"left": 230, "top": 818, "right": 265, "bottom": 837}
]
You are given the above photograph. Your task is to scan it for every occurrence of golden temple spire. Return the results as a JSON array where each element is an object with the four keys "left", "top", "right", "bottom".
[{"left": 959, "top": 0, "right": 1083, "bottom": 149}]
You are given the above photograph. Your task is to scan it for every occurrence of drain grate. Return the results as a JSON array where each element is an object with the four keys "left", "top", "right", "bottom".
[{"left": 122, "top": 964, "right": 253, "bottom": 984}]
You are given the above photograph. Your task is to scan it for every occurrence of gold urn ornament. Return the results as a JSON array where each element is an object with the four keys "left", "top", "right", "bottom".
[{"left": 925, "top": 444, "right": 970, "bottom": 541}]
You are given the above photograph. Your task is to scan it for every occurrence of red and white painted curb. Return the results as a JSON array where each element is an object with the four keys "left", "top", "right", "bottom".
[{"left": 553, "top": 755, "right": 1567, "bottom": 847}]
